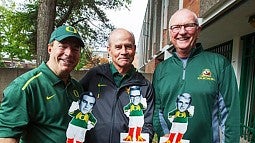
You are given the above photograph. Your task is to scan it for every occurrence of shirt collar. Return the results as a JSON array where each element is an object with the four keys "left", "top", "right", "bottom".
[
  {"left": 109, "top": 63, "right": 136, "bottom": 77},
  {"left": 39, "top": 62, "right": 70, "bottom": 85}
]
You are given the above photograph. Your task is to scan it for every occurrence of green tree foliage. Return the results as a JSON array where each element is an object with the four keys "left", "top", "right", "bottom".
[
  {"left": 0, "top": 4, "right": 36, "bottom": 64},
  {"left": 52, "top": 0, "right": 132, "bottom": 68},
  {"left": 0, "top": 0, "right": 132, "bottom": 69},
  {"left": 75, "top": 46, "right": 93, "bottom": 70},
  {"left": 54, "top": 0, "right": 131, "bottom": 47}
]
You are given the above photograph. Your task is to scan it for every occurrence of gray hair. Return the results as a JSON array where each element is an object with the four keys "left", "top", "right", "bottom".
[{"left": 107, "top": 28, "right": 135, "bottom": 47}]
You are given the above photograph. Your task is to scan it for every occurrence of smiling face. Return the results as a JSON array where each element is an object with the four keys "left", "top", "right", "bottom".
[
  {"left": 107, "top": 28, "right": 136, "bottom": 74},
  {"left": 169, "top": 9, "right": 201, "bottom": 58},
  {"left": 47, "top": 37, "right": 81, "bottom": 80}
]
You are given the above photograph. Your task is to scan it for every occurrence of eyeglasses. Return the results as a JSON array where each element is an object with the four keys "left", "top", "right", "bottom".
[{"left": 170, "top": 23, "right": 198, "bottom": 33}]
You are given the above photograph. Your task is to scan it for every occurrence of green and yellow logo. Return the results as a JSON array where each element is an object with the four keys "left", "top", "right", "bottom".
[
  {"left": 73, "top": 90, "right": 79, "bottom": 97},
  {"left": 76, "top": 112, "right": 89, "bottom": 121},
  {"left": 66, "top": 26, "right": 77, "bottom": 33},
  {"left": 46, "top": 94, "right": 56, "bottom": 100},
  {"left": 197, "top": 69, "right": 215, "bottom": 81},
  {"left": 97, "top": 83, "right": 107, "bottom": 87}
]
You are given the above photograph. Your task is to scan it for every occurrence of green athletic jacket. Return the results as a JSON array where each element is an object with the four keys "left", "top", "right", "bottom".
[
  {"left": 0, "top": 62, "right": 82, "bottom": 143},
  {"left": 153, "top": 43, "right": 240, "bottom": 143}
]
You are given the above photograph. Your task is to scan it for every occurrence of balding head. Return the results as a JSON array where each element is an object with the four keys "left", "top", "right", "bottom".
[
  {"left": 168, "top": 8, "right": 201, "bottom": 59},
  {"left": 108, "top": 28, "right": 135, "bottom": 47},
  {"left": 169, "top": 8, "right": 199, "bottom": 27}
]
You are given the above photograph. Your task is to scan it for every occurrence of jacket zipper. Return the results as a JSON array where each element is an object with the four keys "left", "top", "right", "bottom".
[
  {"left": 182, "top": 59, "right": 188, "bottom": 80},
  {"left": 182, "top": 67, "right": 186, "bottom": 80}
]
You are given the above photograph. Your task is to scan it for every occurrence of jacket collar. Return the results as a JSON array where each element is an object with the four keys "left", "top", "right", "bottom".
[
  {"left": 172, "top": 43, "right": 203, "bottom": 59},
  {"left": 39, "top": 62, "right": 71, "bottom": 86},
  {"left": 96, "top": 63, "right": 147, "bottom": 86}
]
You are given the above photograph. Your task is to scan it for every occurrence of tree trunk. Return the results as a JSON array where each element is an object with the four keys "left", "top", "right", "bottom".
[{"left": 36, "top": 0, "right": 56, "bottom": 65}]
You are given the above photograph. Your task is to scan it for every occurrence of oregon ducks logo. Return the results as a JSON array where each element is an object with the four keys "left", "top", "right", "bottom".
[
  {"left": 176, "top": 111, "right": 187, "bottom": 118},
  {"left": 76, "top": 112, "right": 89, "bottom": 122},
  {"left": 73, "top": 90, "right": 79, "bottom": 97},
  {"left": 66, "top": 26, "right": 78, "bottom": 33},
  {"left": 197, "top": 69, "right": 215, "bottom": 81},
  {"left": 130, "top": 105, "right": 141, "bottom": 111}
]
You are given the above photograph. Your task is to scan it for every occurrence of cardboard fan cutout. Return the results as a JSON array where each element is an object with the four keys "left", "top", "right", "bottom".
[
  {"left": 66, "top": 91, "right": 97, "bottom": 143},
  {"left": 120, "top": 86, "right": 149, "bottom": 143},
  {"left": 160, "top": 93, "right": 194, "bottom": 143}
]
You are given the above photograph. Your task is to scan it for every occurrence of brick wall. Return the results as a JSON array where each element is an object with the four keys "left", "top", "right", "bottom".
[
  {"left": 183, "top": 0, "right": 200, "bottom": 16},
  {"left": 200, "top": 0, "right": 228, "bottom": 17},
  {"left": 0, "top": 68, "right": 29, "bottom": 97}
]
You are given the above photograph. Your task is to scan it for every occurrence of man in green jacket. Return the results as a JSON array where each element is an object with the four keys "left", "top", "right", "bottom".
[
  {"left": 153, "top": 9, "right": 240, "bottom": 143},
  {"left": 0, "top": 25, "right": 84, "bottom": 143}
]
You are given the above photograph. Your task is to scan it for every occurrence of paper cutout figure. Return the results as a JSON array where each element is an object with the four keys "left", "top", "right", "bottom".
[
  {"left": 123, "top": 86, "right": 147, "bottom": 142},
  {"left": 164, "top": 93, "right": 194, "bottom": 143},
  {"left": 66, "top": 91, "right": 97, "bottom": 143}
]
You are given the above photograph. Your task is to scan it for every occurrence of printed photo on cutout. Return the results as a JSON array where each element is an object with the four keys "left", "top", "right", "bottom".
[
  {"left": 66, "top": 91, "right": 97, "bottom": 143},
  {"left": 120, "top": 86, "right": 149, "bottom": 143},
  {"left": 160, "top": 93, "right": 194, "bottom": 143}
]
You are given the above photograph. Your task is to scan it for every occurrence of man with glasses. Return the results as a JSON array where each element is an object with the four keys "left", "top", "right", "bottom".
[{"left": 153, "top": 9, "right": 240, "bottom": 143}]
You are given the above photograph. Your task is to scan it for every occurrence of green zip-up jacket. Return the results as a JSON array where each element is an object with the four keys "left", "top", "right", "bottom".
[{"left": 153, "top": 43, "right": 240, "bottom": 143}]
